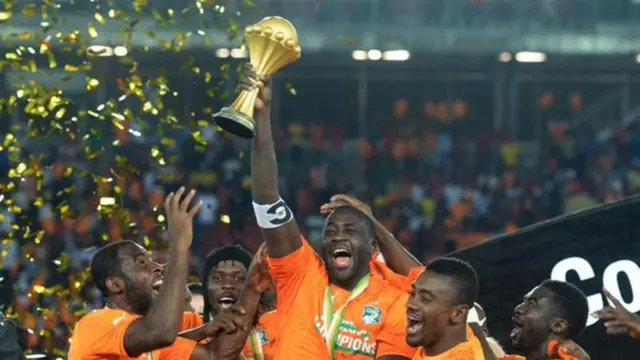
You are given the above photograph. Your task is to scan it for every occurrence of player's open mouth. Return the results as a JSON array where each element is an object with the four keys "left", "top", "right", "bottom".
[
  {"left": 151, "top": 278, "right": 163, "bottom": 294},
  {"left": 510, "top": 316, "right": 524, "bottom": 341},
  {"left": 331, "top": 248, "right": 353, "bottom": 270},
  {"left": 218, "top": 296, "right": 236, "bottom": 310},
  {"left": 406, "top": 312, "right": 424, "bottom": 335}
]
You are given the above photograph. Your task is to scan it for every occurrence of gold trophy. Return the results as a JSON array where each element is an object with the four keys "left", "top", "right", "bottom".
[{"left": 213, "top": 16, "right": 302, "bottom": 138}]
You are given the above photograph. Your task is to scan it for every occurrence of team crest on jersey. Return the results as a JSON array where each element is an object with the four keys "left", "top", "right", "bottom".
[
  {"left": 256, "top": 328, "right": 269, "bottom": 344},
  {"left": 361, "top": 304, "right": 382, "bottom": 325}
]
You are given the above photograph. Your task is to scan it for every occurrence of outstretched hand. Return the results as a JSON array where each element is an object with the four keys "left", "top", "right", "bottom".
[
  {"left": 238, "top": 63, "right": 271, "bottom": 113},
  {"left": 164, "top": 187, "right": 202, "bottom": 251},
  {"left": 593, "top": 287, "right": 640, "bottom": 339}
]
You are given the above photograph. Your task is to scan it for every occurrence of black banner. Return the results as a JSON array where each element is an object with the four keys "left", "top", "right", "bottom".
[{"left": 450, "top": 195, "right": 640, "bottom": 359}]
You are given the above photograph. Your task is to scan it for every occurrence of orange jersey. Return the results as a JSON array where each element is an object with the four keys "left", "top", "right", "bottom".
[
  {"left": 182, "top": 311, "right": 204, "bottom": 329},
  {"left": 412, "top": 335, "right": 485, "bottom": 359},
  {"left": 241, "top": 310, "right": 279, "bottom": 360},
  {"left": 267, "top": 239, "right": 416, "bottom": 359},
  {"left": 370, "top": 256, "right": 424, "bottom": 293},
  {"left": 69, "top": 309, "right": 197, "bottom": 360}
]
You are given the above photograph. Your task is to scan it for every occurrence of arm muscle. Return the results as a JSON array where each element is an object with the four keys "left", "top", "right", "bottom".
[{"left": 250, "top": 80, "right": 301, "bottom": 258}]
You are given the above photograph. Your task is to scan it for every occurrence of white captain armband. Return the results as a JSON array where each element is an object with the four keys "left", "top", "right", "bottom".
[{"left": 252, "top": 198, "right": 294, "bottom": 229}]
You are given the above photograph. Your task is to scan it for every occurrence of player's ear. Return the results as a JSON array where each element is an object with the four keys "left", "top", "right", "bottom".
[
  {"left": 549, "top": 317, "right": 568, "bottom": 336},
  {"left": 450, "top": 304, "right": 469, "bottom": 325},
  {"left": 106, "top": 276, "right": 126, "bottom": 295}
]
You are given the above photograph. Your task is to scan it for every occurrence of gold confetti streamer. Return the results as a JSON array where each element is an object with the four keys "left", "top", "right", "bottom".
[
  {"left": 87, "top": 24, "right": 98, "bottom": 39},
  {"left": 94, "top": 13, "right": 105, "bottom": 24},
  {"left": 0, "top": 0, "right": 257, "bottom": 356}
]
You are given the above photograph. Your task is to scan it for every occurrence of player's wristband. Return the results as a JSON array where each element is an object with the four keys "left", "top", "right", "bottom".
[{"left": 252, "top": 198, "right": 294, "bottom": 229}]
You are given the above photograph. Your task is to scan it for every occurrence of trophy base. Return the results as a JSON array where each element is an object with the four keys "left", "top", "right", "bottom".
[{"left": 213, "top": 107, "right": 256, "bottom": 139}]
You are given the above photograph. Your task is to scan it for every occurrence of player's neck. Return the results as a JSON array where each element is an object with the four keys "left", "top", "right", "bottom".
[
  {"left": 330, "top": 267, "right": 370, "bottom": 291},
  {"left": 423, "top": 325, "right": 467, "bottom": 357},
  {"left": 104, "top": 297, "right": 135, "bottom": 314}
]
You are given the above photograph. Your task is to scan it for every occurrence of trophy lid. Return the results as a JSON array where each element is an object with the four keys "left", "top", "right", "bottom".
[{"left": 246, "top": 16, "right": 300, "bottom": 50}]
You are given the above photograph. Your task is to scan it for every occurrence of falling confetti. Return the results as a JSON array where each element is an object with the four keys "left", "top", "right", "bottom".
[{"left": 0, "top": 0, "right": 260, "bottom": 356}]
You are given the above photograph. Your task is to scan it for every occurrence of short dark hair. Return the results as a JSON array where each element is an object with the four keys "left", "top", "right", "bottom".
[
  {"left": 91, "top": 241, "right": 137, "bottom": 297},
  {"left": 540, "top": 279, "right": 588, "bottom": 338},
  {"left": 188, "top": 282, "right": 204, "bottom": 295},
  {"left": 427, "top": 257, "right": 478, "bottom": 308},
  {"left": 201, "top": 245, "right": 253, "bottom": 284},
  {"left": 329, "top": 207, "right": 374, "bottom": 238},
  {"left": 201, "top": 245, "right": 253, "bottom": 321}
]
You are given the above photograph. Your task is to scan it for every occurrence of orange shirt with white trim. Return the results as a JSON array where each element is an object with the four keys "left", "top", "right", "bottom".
[
  {"left": 241, "top": 310, "right": 279, "bottom": 360},
  {"left": 267, "top": 239, "right": 417, "bottom": 359},
  {"left": 68, "top": 309, "right": 198, "bottom": 360}
]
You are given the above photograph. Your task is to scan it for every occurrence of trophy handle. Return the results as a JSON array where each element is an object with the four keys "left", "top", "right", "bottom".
[{"left": 213, "top": 87, "right": 259, "bottom": 139}]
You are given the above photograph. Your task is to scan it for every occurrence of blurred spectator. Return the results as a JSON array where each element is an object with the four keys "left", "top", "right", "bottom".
[{"left": 0, "top": 313, "right": 25, "bottom": 360}]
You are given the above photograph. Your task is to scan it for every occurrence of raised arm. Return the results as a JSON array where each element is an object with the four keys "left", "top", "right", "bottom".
[
  {"left": 124, "top": 189, "right": 202, "bottom": 356},
  {"left": 245, "top": 64, "right": 302, "bottom": 258},
  {"left": 320, "top": 194, "right": 421, "bottom": 274},
  {"left": 371, "top": 219, "right": 421, "bottom": 275}
]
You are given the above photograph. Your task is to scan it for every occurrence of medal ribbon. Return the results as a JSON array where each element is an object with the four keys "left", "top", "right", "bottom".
[
  {"left": 321, "top": 274, "right": 370, "bottom": 358},
  {"left": 248, "top": 329, "right": 264, "bottom": 360}
]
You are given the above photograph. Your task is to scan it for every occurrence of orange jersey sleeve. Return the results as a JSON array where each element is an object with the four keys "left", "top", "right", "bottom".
[
  {"left": 376, "top": 291, "right": 418, "bottom": 358},
  {"left": 68, "top": 308, "right": 140, "bottom": 360},
  {"left": 266, "top": 237, "right": 324, "bottom": 313},
  {"left": 265, "top": 238, "right": 331, "bottom": 359},
  {"left": 181, "top": 311, "right": 204, "bottom": 331},
  {"left": 371, "top": 255, "right": 424, "bottom": 293},
  {"left": 547, "top": 339, "right": 583, "bottom": 360}
]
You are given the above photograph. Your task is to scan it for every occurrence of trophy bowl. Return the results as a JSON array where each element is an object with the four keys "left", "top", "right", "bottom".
[{"left": 213, "top": 16, "right": 302, "bottom": 139}]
